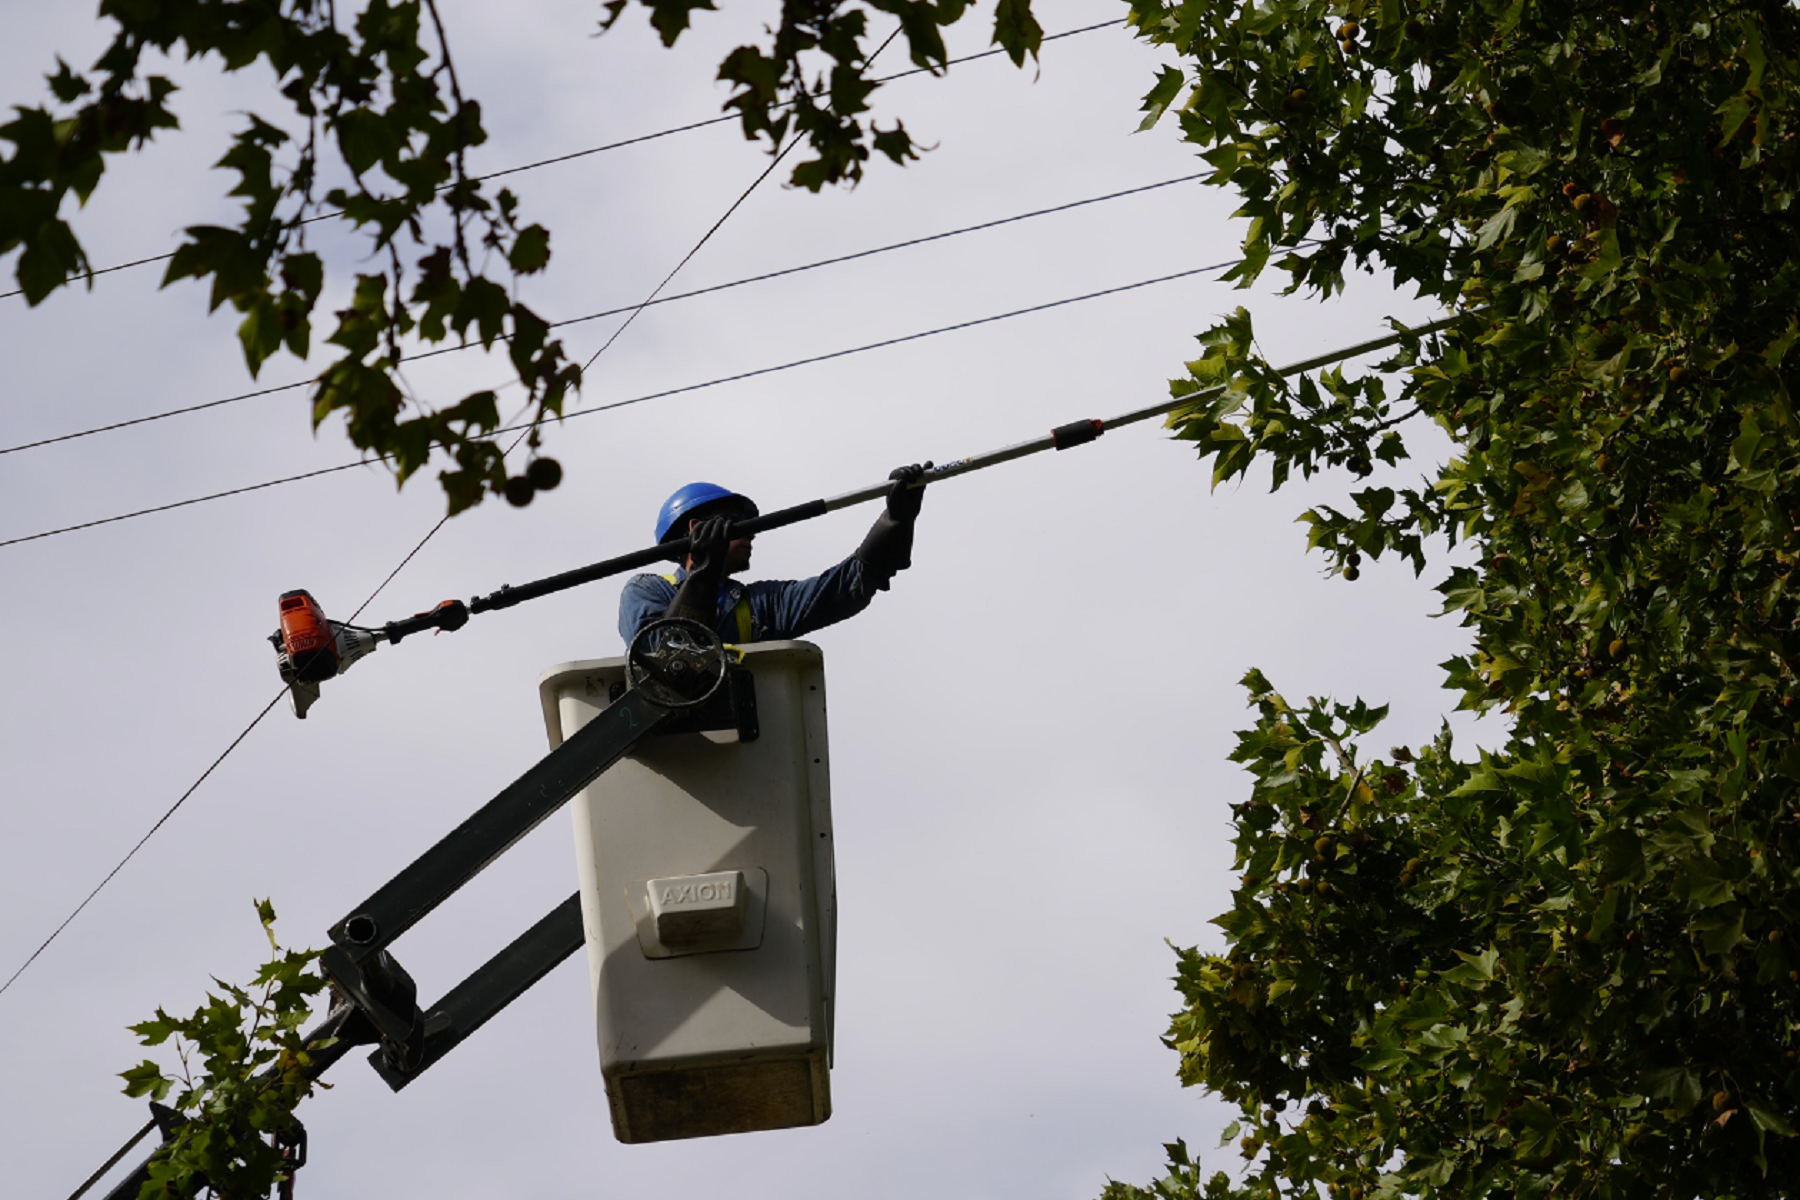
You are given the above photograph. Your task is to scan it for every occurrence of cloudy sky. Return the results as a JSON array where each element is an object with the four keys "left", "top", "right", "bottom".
[{"left": 1, "top": 3, "right": 1489, "bottom": 1197}]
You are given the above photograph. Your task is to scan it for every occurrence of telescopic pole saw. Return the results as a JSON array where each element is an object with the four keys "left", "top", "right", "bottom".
[{"left": 270, "top": 314, "right": 1463, "bottom": 716}]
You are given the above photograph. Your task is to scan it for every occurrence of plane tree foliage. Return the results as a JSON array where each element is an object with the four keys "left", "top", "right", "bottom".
[
  {"left": 1100, "top": 0, "right": 1800, "bottom": 1197},
  {"left": 50, "top": 0, "right": 1800, "bottom": 1195},
  {"left": 118, "top": 903, "right": 327, "bottom": 1200},
  {"left": 0, "top": 0, "right": 1038, "bottom": 512}
]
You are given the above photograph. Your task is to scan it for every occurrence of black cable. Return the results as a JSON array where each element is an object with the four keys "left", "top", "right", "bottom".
[
  {"left": 557, "top": 172, "right": 1204, "bottom": 335},
  {"left": 579, "top": 79, "right": 824, "bottom": 373},
  {"left": 0, "top": 260, "right": 1240, "bottom": 549},
  {"left": 1, "top": 377, "right": 320, "bottom": 457},
  {"left": 566, "top": 265, "right": 1226, "bottom": 420},
  {"left": 1, "top": 480, "right": 490, "bottom": 1007},
  {"left": 0, "top": 421, "right": 505, "bottom": 1006},
  {"left": 0, "top": 511, "right": 477, "bottom": 1010},
  {"left": 0, "top": 461, "right": 372, "bottom": 545},
  {"left": 473, "top": 19, "right": 1123, "bottom": 189},
  {"left": 0, "top": 19, "right": 1124, "bottom": 303},
  {"left": 0, "top": 692, "right": 287, "bottom": 1002},
  {"left": 12, "top": 251, "right": 182, "bottom": 298},
  {"left": 349, "top": 517, "right": 453, "bottom": 626},
  {"left": 0, "top": 173, "right": 1203, "bottom": 458}
]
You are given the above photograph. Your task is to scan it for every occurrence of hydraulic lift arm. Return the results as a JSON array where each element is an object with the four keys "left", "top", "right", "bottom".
[{"left": 95, "top": 620, "right": 738, "bottom": 1200}]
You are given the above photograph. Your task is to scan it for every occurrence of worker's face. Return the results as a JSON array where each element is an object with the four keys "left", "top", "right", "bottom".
[{"left": 688, "top": 514, "right": 756, "bottom": 574}]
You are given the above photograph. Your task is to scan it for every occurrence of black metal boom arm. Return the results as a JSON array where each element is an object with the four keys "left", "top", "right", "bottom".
[{"left": 92, "top": 620, "right": 735, "bottom": 1199}]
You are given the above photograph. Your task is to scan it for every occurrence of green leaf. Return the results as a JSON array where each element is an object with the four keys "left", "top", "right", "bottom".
[
  {"left": 455, "top": 277, "right": 510, "bottom": 347},
  {"left": 1474, "top": 205, "right": 1516, "bottom": 251},
  {"left": 1717, "top": 92, "right": 1754, "bottom": 147},
  {"left": 334, "top": 107, "right": 396, "bottom": 175},
  {"left": 1646, "top": 1066, "right": 1704, "bottom": 1113},
  {"left": 1694, "top": 905, "right": 1745, "bottom": 955},
  {"left": 1746, "top": 1100, "right": 1796, "bottom": 1138},
  {"left": 1139, "top": 66, "right": 1184, "bottom": 132},
  {"left": 1442, "top": 945, "right": 1499, "bottom": 985},
  {"left": 1681, "top": 857, "right": 1737, "bottom": 908},
  {"left": 1451, "top": 759, "right": 1504, "bottom": 795},
  {"left": 991, "top": 0, "right": 1043, "bottom": 67},
  {"left": 120, "top": 1059, "right": 171, "bottom": 1101},
  {"left": 47, "top": 58, "right": 90, "bottom": 103},
  {"left": 639, "top": 0, "right": 719, "bottom": 47},
  {"left": 1764, "top": 319, "right": 1799, "bottom": 369},
  {"left": 237, "top": 297, "right": 282, "bottom": 375},
  {"left": 279, "top": 252, "right": 323, "bottom": 302},
  {"left": 1359, "top": 1041, "right": 1410, "bottom": 1074},
  {"left": 14, "top": 220, "right": 86, "bottom": 305},
  {"left": 1589, "top": 887, "right": 1620, "bottom": 939},
  {"left": 508, "top": 225, "right": 550, "bottom": 274}
]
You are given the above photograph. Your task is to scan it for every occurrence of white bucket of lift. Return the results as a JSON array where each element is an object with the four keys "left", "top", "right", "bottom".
[{"left": 539, "top": 640, "right": 836, "bottom": 1143}]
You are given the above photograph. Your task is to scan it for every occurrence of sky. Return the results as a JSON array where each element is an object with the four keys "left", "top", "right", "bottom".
[{"left": 1, "top": 3, "right": 1490, "bottom": 1197}]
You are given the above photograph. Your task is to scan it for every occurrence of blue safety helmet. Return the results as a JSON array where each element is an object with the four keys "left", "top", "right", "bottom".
[{"left": 654, "top": 482, "right": 759, "bottom": 544}]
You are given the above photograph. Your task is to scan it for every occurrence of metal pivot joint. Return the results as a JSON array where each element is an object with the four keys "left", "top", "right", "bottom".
[{"left": 624, "top": 617, "right": 730, "bottom": 708}]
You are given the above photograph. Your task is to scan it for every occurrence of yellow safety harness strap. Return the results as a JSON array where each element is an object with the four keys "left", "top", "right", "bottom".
[{"left": 661, "top": 574, "right": 753, "bottom": 643}]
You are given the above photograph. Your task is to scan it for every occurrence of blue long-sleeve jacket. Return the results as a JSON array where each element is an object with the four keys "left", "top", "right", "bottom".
[{"left": 616, "top": 554, "right": 887, "bottom": 647}]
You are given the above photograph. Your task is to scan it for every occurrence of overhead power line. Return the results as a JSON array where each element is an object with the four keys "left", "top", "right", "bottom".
[
  {"left": 577, "top": 78, "right": 823, "bottom": 375},
  {"left": 0, "top": 493, "right": 494, "bottom": 1006},
  {"left": 562, "top": 174, "right": 1205, "bottom": 338},
  {"left": 3, "top": 258, "right": 1276, "bottom": 550},
  {"left": 0, "top": 693, "right": 286, "bottom": 1002},
  {"left": 0, "top": 173, "right": 1204, "bottom": 458},
  {"left": 0, "top": 18, "right": 1124, "bottom": 304},
  {"left": 477, "top": 18, "right": 1123, "bottom": 188}
]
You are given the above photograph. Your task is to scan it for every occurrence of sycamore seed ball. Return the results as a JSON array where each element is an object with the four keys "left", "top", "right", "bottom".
[{"left": 526, "top": 456, "right": 563, "bottom": 491}]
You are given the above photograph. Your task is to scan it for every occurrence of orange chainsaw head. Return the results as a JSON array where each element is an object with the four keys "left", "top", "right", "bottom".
[{"left": 278, "top": 589, "right": 339, "bottom": 683}]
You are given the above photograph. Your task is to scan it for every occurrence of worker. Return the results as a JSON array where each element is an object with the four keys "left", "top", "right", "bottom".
[{"left": 618, "top": 465, "right": 931, "bottom": 645}]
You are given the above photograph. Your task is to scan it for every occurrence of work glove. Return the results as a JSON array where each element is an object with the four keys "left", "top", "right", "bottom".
[
  {"left": 685, "top": 516, "right": 733, "bottom": 582},
  {"left": 857, "top": 464, "right": 931, "bottom": 588},
  {"left": 885, "top": 462, "right": 932, "bottom": 523},
  {"left": 666, "top": 515, "right": 733, "bottom": 623}
]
